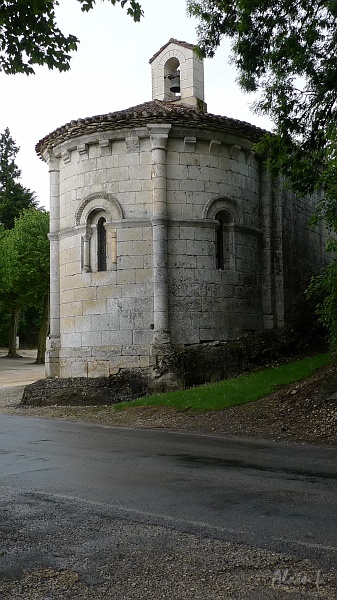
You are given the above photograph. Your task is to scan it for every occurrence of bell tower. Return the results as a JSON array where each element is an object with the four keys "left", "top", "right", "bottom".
[{"left": 149, "top": 39, "right": 206, "bottom": 110}]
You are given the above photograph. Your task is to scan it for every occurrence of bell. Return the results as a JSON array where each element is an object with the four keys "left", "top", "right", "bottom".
[{"left": 168, "top": 71, "right": 180, "bottom": 94}]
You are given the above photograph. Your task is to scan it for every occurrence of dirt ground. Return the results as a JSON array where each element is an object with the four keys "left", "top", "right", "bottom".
[{"left": 0, "top": 359, "right": 336, "bottom": 446}]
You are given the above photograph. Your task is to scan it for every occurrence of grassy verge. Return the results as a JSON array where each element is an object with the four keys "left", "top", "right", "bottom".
[{"left": 114, "top": 353, "right": 331, "bottom": 412}]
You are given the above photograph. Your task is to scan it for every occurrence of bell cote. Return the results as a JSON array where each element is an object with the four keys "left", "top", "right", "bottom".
[{"left": 149, "top": 39, "right": 206, "bottom": 110}]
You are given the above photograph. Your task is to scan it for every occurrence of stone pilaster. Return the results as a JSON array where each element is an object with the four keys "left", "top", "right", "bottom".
[
  {"left": 273, "top": 175, "right": 285, "bottom": 328},
  {"left": 260, "top": 162, "right": 276, "bottom": 329},
  {"left": 45, "top": 151, "right": 61, "bottom": 377},
  {"left": 147, "top": 123, "right": 173, "bottom": 357}
]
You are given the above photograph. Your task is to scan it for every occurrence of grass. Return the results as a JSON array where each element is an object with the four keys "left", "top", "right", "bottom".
[{"left": 114, "top": 353, "right": 331, "bottom": 412}]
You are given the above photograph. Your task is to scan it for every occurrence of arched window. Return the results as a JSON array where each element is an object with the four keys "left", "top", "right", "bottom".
[
  {"left": 81, "top": 210, "right": 117, "bottom": 273},
  {"left": 77, "top": 194, "right": 122, "bottom": 274},
  {"left": 215, "top": 210, "right": 234, "bottom": 270},
  {"left": 97, "top": 216, "right": 107, "bottom": 272}
]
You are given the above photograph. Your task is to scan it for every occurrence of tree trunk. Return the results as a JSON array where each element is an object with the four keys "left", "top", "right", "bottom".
[
  {"left": 7, "top": 306, "right": 21, "bottom": 358},
  {"left": 35, "top": 293, "right": 49, "bottom": 365}
]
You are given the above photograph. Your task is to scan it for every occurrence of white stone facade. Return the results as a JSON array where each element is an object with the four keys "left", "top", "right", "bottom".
[{"left": 36, "top": 41, "right": 328, "bottom": 379}]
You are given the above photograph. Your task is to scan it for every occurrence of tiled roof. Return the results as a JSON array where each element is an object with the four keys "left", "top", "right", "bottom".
[
  {"left": 35, "top": 100, "right": 269, "bottom": 160},
  {"left": 149, "top": 38, "right": 196, "bottom": 64}
]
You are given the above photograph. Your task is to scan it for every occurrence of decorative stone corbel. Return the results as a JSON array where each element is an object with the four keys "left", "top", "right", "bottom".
[
  {"left": 99, "top": 140, "right": 111, "bottom": 156},
  {"left": 184, "top": 136, "right": 196, "bottom": 151},
  {"left": 126, "top": 136, "right": 140, "bottom": 153},
  {"left": 230, "top": 144, "right": 242, "bottom": 160},
  {"left": 245, "top": 149, "right": 256, "bottom": 165},
  {"left": 62, "top": 150, "right": 71, "bottom": 164},
  {"left": 77, "top": 143, "right": 88, "bottom": 158},
  {"left": 209, "top": 139, "right": 221, "bottom": 154}
]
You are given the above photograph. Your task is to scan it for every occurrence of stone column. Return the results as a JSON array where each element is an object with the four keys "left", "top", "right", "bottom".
[
  {"left": 82, "top": 233, "right": 91, "bottom": 272},
  {"left": 147, "top": 123, "right": 172, "bottom": 352},
  {"left": 45, "top": 151, "right": 61, "bottom": 377}
]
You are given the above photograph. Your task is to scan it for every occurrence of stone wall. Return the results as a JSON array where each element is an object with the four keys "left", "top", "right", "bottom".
[
  {"left": 166, "top": 136, "right": 263, "bottom": 344},
  {"left": 22, "top": 326, "right": 324, "bottom": 406},
  {"left": 22, "top": 369, "right": 150, "bottom": 407}
]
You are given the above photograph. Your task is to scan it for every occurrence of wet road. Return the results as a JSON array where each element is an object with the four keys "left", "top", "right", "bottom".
[{"left": 1, "top": 414, "right": 336, "bottom": 571}]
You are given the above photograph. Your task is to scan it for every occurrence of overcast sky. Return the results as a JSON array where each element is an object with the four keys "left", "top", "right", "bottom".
[{"left": 0, "top": 0, "right": 273, "bottom": 210}]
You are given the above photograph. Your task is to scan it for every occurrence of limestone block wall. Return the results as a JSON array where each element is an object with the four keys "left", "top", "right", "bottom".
[
  {"left": 57, "top": 225, "right": 154, "bottom": 378},
  {"left": 50, "top": 130, "right": 155, "bottom": 378},
  {"left": 166, "top": 133, "right": 263, "bottom": 345}
]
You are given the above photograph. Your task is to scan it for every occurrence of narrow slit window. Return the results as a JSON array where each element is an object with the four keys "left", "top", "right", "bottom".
[
  {"left": 216, "top": 217, "right": 225, "bottom": 270},
  {"left": 215, "top": 210, "right": 233, "bottom": 270},
  {"left": 97, "top": 217, "right": 107, "bottom": 271}
]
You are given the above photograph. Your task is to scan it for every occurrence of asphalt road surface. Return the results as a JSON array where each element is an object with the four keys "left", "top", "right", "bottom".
[{"left": 0, "top": 415, "right": 336, "bottom": 599}]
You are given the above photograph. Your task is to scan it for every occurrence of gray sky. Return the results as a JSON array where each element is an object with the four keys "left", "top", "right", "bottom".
[{"left": 0, "top": 0, "right": 272, "bottom": 210}]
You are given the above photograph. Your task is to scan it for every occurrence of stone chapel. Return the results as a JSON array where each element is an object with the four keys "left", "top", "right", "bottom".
[{"left": 36, "top": 39, "right": 328, "bottom": 379}]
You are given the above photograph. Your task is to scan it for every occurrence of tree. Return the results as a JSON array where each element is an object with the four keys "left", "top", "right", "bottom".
[
  {"left": 0, "top": 128, "right": 38, "bottom": 229},
  {"left": 0, "top": 208, "right": 50, "bottom": 361},
  {"left": 188, "top": 0, "right": 337, "bottom": 348},
  {"left": 0, "top": 225, "right": 21, "bottom": 357},
  {"left": 187, "top": 1, "right": 337, "bottom": 189},
  {"left": 0, "top": 0, "right": 143, "bottom": 75}
]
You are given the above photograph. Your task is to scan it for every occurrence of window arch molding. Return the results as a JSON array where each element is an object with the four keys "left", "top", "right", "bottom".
[
  {"left": 75, "top": 192, "right": 123, "bottom": 227},
  {"left": 202, "top": 196, "right": 244, "bottom": 224}
]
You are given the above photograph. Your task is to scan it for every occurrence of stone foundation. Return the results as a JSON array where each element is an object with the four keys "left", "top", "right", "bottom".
[{"left": 22, "top": 326, "right": 325, "bottom": 407}]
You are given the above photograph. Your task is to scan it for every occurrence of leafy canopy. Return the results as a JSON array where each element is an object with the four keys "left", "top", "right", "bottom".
[
  {"left": 0, "top": 0, "right": 143, "bottom": 75},
  {"left": 188, "top": 0, "right": 337, "bottom": 195},
  {"left": 0, "top": 128, "right": 38, "bottom": 229},
  {"left": 188, "top": 0, "right": 337, "bottom": 349},
  {"left": 0, "top": 207, "right": 50, "bottom": 356},
  {"left": 0, "top": 207, "right": 50, "bottom": 309}
]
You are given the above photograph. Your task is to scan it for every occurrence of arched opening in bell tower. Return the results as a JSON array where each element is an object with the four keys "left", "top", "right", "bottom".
[{"left": 164, "top": 57, "right": 181, "bottom": 100}]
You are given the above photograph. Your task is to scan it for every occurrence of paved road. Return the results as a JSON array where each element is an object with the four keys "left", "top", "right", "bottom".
[
  {"left": 0, "top": 415, "right": 336, "bottom": 598},
  {"left": 0, "top": 349, "right": 45, "bottom": 387}
]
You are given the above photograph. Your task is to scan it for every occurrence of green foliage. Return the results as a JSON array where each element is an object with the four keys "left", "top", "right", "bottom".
[
  {"left": 187, "top": 1, "right": 337, "bottom": 199},
  {"left": 0, "top": 208, "right": 50, "bottom": 348},
  {"left": 0, "top": 127, "right": 20, "bottom": 184},
  {"left": 0, "top": 128, "right": 37, "bottom": 229},
  {"left": 9, "top": 208, "right": 50, "bottom": 306},
  {"left": 0, "top": 0, "right": 143, "bottom": 75},
  {"left": 0, "top": 306, "right": 40, "bottom": 347},
  {"left": 0, "top": 306, "right": 10, "bottom": 346},
  {"left": 307, "top": 261, "right": 337, "bottom": 351},
  {"left": 115, "top": 354, "right": 331, "bottom": 411},
  {"left": 0, "top": 226, "right": 17, "bottom": 299},
  {"left": 0, "top": 128, "right": 47, "bottom": 353}
]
